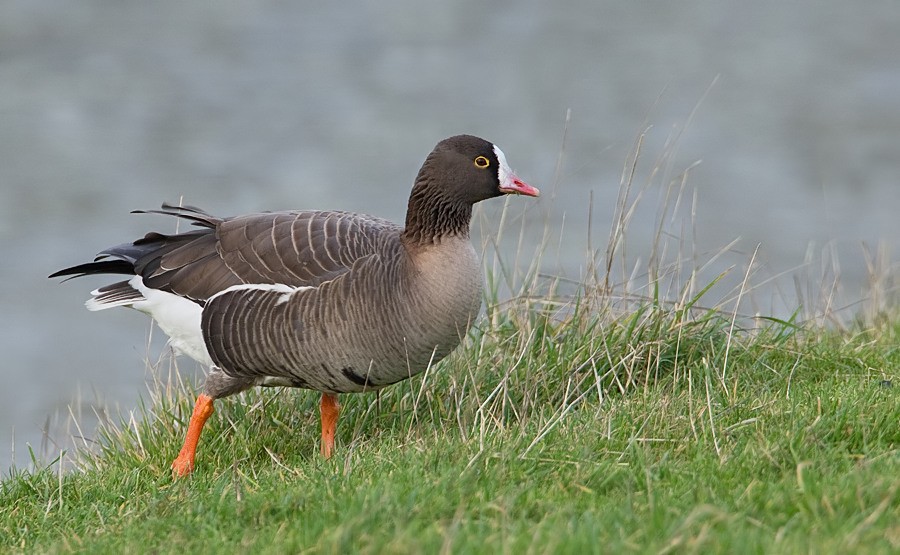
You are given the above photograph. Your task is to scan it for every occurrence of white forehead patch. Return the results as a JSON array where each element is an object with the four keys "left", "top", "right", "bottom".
[{"left": 493, "top": 145, "right": 513, "bottom": 185}]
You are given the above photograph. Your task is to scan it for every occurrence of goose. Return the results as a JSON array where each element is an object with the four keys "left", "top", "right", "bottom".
[{"left": 50, "top": 134, "right": 539, "bottom": 476}]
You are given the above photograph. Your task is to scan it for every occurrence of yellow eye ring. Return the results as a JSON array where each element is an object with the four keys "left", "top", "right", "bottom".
[{"left": 474, "top": 155, "right": 490, "bottom": 169}]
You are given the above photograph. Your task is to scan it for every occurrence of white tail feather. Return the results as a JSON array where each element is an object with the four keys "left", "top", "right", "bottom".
[
  {"left": 85, "top": 285, "right": 145, "bottom": 311},
  {"left": 85, "top": 296, "right": 138, "bottom": 311}
]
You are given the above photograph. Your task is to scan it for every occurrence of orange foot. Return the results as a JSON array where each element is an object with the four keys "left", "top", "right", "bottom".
[
  {"left": 171, "top": 394, "right": 215, "bottom": 477},
  {"left": 171, "top": 454, "right": 195, "bottom": 478}
]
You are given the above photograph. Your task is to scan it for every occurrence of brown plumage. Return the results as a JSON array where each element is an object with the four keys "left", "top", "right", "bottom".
[{"left": 50, "top": 134, "right": 539, "bottom": 475}]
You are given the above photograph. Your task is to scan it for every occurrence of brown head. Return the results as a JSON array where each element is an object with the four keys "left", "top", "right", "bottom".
[{"left": 403, "top": 135, "right": 539, "bottom": 244}]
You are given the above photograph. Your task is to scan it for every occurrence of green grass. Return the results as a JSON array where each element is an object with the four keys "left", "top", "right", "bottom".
[
  {"left": 2, "top": 294, "right": 898, "bottom": 553},
  {"left": 5, "top": 133, "right": 898, "bottom": 553}
]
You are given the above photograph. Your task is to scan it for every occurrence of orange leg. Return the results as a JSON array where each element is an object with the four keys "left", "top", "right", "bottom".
[
  {"left": 171, "top": 394, "right": 215, "bottom": 477},
  {"left": 320, "top": 393, "right": 340, "bottom": 458}
]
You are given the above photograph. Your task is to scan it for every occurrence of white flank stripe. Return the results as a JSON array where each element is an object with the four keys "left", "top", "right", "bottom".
[{"left": 208, "top": 282, "right": 313, "bottom": 305}]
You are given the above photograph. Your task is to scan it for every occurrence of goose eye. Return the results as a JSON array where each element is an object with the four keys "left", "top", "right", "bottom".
[{"left": 474, "top": 155, "right": 490, "bottom": 169}]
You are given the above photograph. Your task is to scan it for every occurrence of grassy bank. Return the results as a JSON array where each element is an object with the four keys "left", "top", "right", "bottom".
[
  {"left": 4, "top": 135, "right": 898, "bottom": 553},
  {"left": 2, "top": 285, "right": 898, "bottom": 552}
]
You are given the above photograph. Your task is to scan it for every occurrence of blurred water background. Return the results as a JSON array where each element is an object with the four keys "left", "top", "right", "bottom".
[{"left": 3, "top": 1, "right": 899, "bottom": 471}]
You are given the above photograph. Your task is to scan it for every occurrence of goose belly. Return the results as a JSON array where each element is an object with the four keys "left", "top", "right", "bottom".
[{"left": 293, "top": 296, "right": 481, "bottom": 394}]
